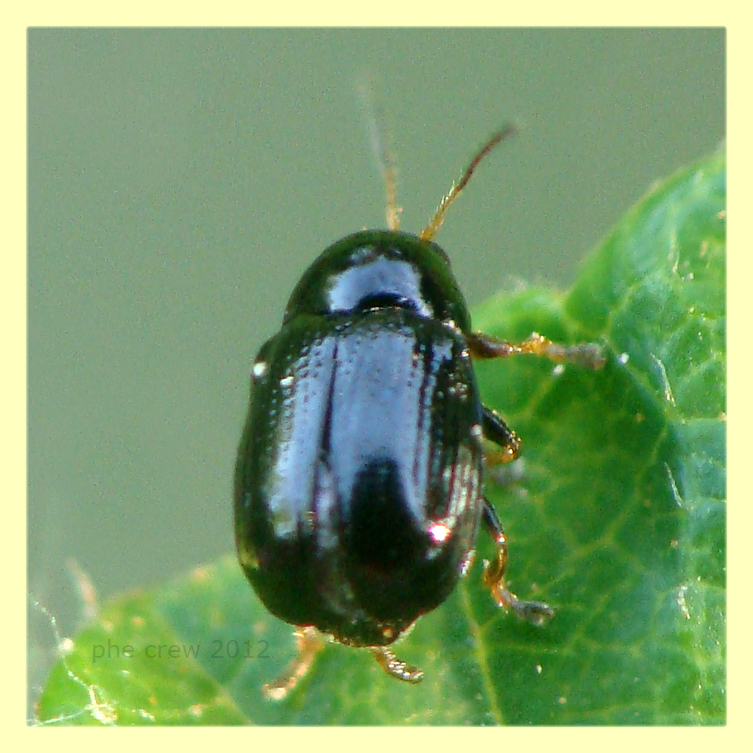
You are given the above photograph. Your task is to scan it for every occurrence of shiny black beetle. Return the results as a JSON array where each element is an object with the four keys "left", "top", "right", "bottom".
[{"left": 234, "top": 126, "right": 604, "bottom": 699}]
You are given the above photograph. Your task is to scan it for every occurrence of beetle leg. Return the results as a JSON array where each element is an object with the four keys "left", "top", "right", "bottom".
[
  {"left": 481, "top": 405, "right": 521, "bottom": 464},
  {"left": 481, "top": 499, "right": 555, "bottom": 626},
  {"left": 370, "top": 646, "right": 424, "bottom": 684},
  {"left": 468, "top": 331, "right": 606, "bottom": 369},
  {"left": 262, "top": 626, "right": 325, "bottom": 701}
]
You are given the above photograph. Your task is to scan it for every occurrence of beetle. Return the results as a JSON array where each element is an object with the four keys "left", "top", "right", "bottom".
[{"left": 234, "top": 125, "right": 605, "bottom": 699}]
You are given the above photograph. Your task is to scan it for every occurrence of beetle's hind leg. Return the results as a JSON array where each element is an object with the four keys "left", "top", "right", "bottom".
[
  {"left": 262, "top": 626, "right": 325, "bottom": 701},
  {"left": 481, "top": 498, "right": 554, "bottom": 626},
  {"left": 479, "top": 406, "right": 553, "bottom": 625},
  {"left": 370, "top": 646, "right": 424, "bottom": 684}
]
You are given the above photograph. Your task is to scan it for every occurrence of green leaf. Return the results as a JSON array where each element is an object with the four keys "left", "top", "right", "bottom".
[{"left": 35, "top": 150, "right": 725, "bottom": 725}]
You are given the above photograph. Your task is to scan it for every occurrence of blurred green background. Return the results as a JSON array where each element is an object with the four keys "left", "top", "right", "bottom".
[{"left": 28, "top": 28, "right": 724, "bottom": 703}]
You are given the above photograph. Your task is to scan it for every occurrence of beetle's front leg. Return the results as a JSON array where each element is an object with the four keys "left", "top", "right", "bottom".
[
  {"left": 481, "top": 500, "right": 555, "bottom": 626},
  {"left": 468, "top": 330, "right": 606, "bottom": 369}
]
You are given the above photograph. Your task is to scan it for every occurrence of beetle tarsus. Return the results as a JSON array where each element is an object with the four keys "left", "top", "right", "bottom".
[
  {"left": 261, "top": 627, "right": 325, "bottom": 701},
  {"left": 488, "top": 583, "right": 556, "bottom": 626},
  {"left": 370, "top": 646, "right": 424, "bottom": 684}
]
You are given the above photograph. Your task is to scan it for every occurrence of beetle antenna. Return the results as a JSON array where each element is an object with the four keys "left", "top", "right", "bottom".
[
  {"left": 421, "top": 124, "right": 516, "bottom": 242},
  {"left": 359, "top": 76, "right": 401, "bottom": 231}
]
